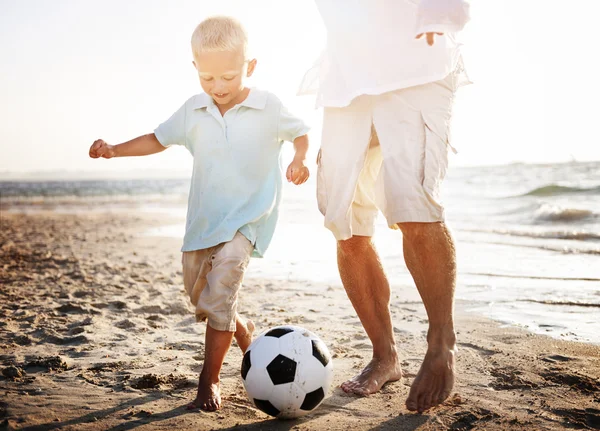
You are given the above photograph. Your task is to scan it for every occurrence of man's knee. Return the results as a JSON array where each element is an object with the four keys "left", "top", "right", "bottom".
[
  {"left": 337, "top": 235, "right": 373, "bottom": 256},
  {"left": 398, "top": 221, "right": 444, "bottom": 242}
]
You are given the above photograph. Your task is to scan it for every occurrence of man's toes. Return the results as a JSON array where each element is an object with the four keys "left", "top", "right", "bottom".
[
  {"left": 431, "top": 389, "right": 443, "bottom": 407},
  {"left": 420, "top": 392, "right": 432, "bottom": 412},
  {"left": 437, "top": 389, "right": 451, "bottom": 405},
  {"left": 406, "top": 395, "right": 418, "bottom": 411},
  {"left": 417, "top": 392, "right": 428, "bottom": 413},
  {"left": 343, "top": 384, "right": 357, "bottom": 394},
  {"left": 352, "top": 385, "right": 369, "bottom": 396},
  {"left": 341, "top": 381, "right": 356, "bottom": 392}
]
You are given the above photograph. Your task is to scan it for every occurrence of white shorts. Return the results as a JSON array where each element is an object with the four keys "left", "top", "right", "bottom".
[{"left": 317, "top": 73, "right": 458, "bottom": 241}]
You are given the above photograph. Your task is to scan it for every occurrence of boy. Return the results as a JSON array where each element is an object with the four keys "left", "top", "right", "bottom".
[{"left": 89, "top": 16, "right": 310, "bottom": 411}]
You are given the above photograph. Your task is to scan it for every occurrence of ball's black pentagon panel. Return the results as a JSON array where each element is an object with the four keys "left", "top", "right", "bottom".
[
  {"left": 266, "top": 354, "right": 297, "bottom": 385},
  {"left": 300, "top": 387, "right": 325, "bottom": 411},
  {"left": 241, "top": 350, "right": 251, "bottom": 380},
  {"left": 311, "top": 339, "right": 331, "bottom": 367},
  {"left": 254, "top": 398, "right": 280, "bottom": 417},
  {"left": 264, "top": 327, "right": 295, "bottom": 338}
]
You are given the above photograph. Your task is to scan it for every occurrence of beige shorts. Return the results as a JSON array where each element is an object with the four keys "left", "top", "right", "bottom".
[
  {"left": 317, "top": 73, "right": 458, "bottom": 241},
  {"left": 182, "top": 232, "right": 253, "bottom": 332}
]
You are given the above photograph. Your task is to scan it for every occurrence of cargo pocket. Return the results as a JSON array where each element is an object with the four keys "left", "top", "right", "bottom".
[
  {"left": 421, "top": 114, "right": 454, "bottom": 200},
  {"left": 316, "top": 148, "right": 328, "bottom": 216}
]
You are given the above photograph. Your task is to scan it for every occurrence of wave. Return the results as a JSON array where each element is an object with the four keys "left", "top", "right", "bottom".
[
  {"left": 534, "top": 204, "right": 597, "bottom": 223},
  {"left": 459, "top": 239, "right": 600, "bottom": 256},
  {"left": 521, "top": 184, "right": 600, "bottom": 197},
  {"left": 465, "top": 272, "right": 600, "bottom": 282},
  {"left": 490, "top": 201, "right": 598, "bottom": 225},
  {"left": 0, "top": 179, "right": 190, "bottom": 199},
  {"left": 460, "top": 228, "right": 600, "bottom": 242},
  {"left": 0, "top": 194, "right": 187, "bottom": 206},
  {"left": 518, "top": 299, "right": 600, "bottom": 308}
]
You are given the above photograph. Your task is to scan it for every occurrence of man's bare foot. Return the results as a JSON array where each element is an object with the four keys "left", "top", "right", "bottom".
[
  {"left": 406, "top": 342, "right": 456, "bottom": 413},
  {"left": 234, "top": 316, "right": 255, "bottom": 353},
  {"left": 187, "top": 378, "right": 221, "bottom": 412},
  {"left": 341, "top": 355, "right": 402, "bottom": 395}
]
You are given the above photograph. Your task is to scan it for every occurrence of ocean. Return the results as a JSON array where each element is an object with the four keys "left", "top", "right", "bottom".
[{"left": 2, "top": 161, "right": 599, "bottom": 344}]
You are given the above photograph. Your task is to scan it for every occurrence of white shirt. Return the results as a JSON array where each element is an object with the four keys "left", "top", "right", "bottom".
[
  {"left": 154, "top": 89, "right": 310, "bottom": 257},
  {"left": 298, "top": 0, "right": 471, "bottom": 108}
]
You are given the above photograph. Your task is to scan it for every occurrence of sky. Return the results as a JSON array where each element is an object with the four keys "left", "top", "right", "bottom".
[{"left": 1, "top": 0, "right": 599, "bottom": 178}]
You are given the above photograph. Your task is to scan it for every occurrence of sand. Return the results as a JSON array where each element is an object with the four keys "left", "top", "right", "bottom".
[{"left": 1, "top": 211, "right": 599, "bottom": 431}]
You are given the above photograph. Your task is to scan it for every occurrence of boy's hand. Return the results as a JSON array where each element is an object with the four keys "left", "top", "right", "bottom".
[
  {"left": 89, "top": 139, "right": 116, "bottom": 159},
  {"left": 286, "top": 158, "right": 309, "bottom": 185}
]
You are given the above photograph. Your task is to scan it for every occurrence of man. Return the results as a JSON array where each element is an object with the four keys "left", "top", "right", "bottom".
[{"left": 299, "top": 0, "right": 471, "bottom": 413}]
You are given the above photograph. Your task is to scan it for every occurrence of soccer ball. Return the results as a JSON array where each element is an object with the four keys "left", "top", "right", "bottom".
[{"left": 241, "top": 325, "right": 334, "bottom": 419}]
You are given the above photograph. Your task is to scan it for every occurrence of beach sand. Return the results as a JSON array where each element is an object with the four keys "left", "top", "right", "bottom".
[{"left": 1, "top": 211, "right": 599, "bottom": 431}]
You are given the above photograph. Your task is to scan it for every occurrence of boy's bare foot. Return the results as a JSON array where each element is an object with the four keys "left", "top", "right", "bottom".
[
  {"left": 234, "top": 315, "right": 255, "bottom": 353},
  {"left": 340, "top": 355, "right": 402, "bottom": 395},
  {"left": 187, "top": 378, "right": 221, "bottom": 412},
  {"left": 406, "top": 334, "right": 456, "bottom": 413}
]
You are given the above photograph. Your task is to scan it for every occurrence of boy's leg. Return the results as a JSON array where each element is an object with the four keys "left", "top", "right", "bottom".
[
  {"left": 187, "top": 232, "right": 253, "bottom": 411},
  {"left": 189, "top": 325, "right": 234, "bottom": 411},
  {"left": 189, "top": 315, "right": 254, "bottom": 411},
  {"left": 234, "top": 313, "right": 255, "bottom": 353}
]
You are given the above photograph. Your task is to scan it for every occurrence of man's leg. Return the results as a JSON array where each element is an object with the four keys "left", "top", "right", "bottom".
[
  {"left": 338, "top": 235, "right": 402, "bottom": 395},
  {"left": 400, "top": 221, "right": 457, "bottom": 413}
]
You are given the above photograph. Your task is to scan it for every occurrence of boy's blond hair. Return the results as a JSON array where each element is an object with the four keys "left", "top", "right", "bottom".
[{"left": 191, "top": 16, "right": 248, "bottom": 61}]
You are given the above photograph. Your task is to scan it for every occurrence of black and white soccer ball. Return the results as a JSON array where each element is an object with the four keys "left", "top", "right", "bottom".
[{"left": 241, "top": 325, "right": 334, "bottom": 419}]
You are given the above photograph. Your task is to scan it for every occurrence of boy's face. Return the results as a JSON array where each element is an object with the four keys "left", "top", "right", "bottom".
[{"left": 193, "top": 50, "right": 256, "bottom": 107}]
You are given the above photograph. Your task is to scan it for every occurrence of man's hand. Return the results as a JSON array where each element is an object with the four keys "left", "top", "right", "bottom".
[
  {"left": 416, "top": 32, "right": 444, "bottom": 46},
  {"left": 286, "top": 158, "right": 309, "bottom": 185},
  {"left": 89, "top": 139, "right": 116, "bottom": 159}
]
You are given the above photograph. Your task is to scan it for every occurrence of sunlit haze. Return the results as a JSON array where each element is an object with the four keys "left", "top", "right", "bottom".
[{"left": 1, "top": 0, "right": 599, "bottom": 177}]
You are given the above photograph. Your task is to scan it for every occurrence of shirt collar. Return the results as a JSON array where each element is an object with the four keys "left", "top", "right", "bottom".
[{"left": 191, "top": 88, "right": 267, "bottom": 111}]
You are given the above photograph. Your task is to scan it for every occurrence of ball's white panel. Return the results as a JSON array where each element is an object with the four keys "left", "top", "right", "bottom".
[
  {"left": 295, "top": 355, "right": 325, "bottom": 393},
  {"left": 322, "top": 361, "right": 335, "bottom": 396},
  {"left": 249, "top": 336, "right": 281, "bottom": 369},
  {"left": 270, "top": 382, "right": 308, "bottom": 419},
  {"left": 278, "top": 330, "right": 313, "bottom": 362},
  {"left": 243, "top": 366, "right": 274, "bottom": 401}
]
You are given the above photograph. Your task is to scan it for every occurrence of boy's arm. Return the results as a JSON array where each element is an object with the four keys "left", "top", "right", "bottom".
[
  {"left": 89, "top": 133, "right": 166, "bottom": 159},
  {"left": 286, "top": 134, "right": 310, "bottom": 185}
]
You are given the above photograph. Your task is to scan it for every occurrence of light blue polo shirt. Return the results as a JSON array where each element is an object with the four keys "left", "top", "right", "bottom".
[{"left": 154, "top": 88, "right": 310, "bottom": 257}]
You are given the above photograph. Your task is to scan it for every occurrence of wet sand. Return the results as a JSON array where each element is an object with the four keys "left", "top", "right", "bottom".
[{"left": 1, "top": 211, "right": 599, "bottom": 430}]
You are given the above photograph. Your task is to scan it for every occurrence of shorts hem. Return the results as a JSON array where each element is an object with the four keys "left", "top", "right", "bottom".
[
  {"left": 207, "top": 317, "right": 236, "bottom": 333},
  {"left": 385, "top": 209, "right": 445, "bottom": 226},
  {"left": 350, "top": 223, "right": 375, "bottom": 238}
]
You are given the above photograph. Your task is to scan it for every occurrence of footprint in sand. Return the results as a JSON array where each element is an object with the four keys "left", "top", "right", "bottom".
[
  {"left": 541, "top": 354, "right": 575, "bottom": 363},
  {"left": 115, "top": 319, "right": 136, "bottom": 329}
]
